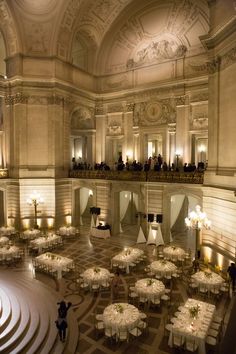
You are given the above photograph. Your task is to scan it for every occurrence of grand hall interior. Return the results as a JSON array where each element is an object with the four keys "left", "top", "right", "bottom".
[{"left": 0, "top": 0, "right": 236, "bottom": 353}]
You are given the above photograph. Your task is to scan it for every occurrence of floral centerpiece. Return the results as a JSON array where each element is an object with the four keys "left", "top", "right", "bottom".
[
  {"left": 115, "top": 304, "right": 124, "bottom": 313},
  {"left": 124, "top": 249, "right": 131, "bottom": 256},
  {"left": 161, "top": 260, "right": 167, "bottom": 265},
  {"left": 172, "top": 246, "right": 176, "bottom": 250},
  {"left": 204, "top": 269, "right": 212, "bottom": 278},
  {"left": 146, "top": 278, "right": 155, "bottom": 286},
  {"left": 189, "top": 305, "right": 200, "bottom": 319},
  {"left": 93, "top": 267, "right": 101, "bottom": 273}
]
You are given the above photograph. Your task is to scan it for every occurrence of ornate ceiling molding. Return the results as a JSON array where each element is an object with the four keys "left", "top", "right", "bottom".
[{"left": 0, "top": 0, "right": 19, "bottom": 56}]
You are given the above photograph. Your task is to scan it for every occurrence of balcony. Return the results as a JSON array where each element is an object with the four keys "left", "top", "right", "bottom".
[{"left": 69, "top": 169, "right": 204, "bottom": 184}]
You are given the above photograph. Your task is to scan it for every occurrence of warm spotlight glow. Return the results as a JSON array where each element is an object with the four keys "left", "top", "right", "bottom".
[
  {"left": 66, "top": 215, "right": 71, "bottom": 225},
  {"left": 198, "top": 144, "right": 206, "bottom": 153},
  {"left": 89, "top": 189, "right": 93, "bottom": 196},
  {"left": 185, "top": 205, "right": 211, "bottom": 230},
  {"left": 47, "top": 218, "right": 54, "bottom": 228}
]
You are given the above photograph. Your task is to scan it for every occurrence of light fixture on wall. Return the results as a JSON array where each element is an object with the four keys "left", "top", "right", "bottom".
[
  {"left": 198, "top": 145, "right": 206, "bottom": 162},
  {"left": 89, "top": 189, "right": 93, "bottom": 196},
  {"left": 175, "top": 150, "right": 181, "bottom": 169},
  {"left": 27, "top": 191, "right": 43, "bottom": 229},
  {"left": 185, "top": 205, "right": 211, "bottom": 260}
]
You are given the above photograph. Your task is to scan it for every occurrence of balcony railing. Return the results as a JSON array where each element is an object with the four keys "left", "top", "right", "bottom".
[
  {"left": 69, "top": 169, "right": 204, "bottom": 184},
  {"left": 0, "top": 169, "right": 8, "bottom": 178}
]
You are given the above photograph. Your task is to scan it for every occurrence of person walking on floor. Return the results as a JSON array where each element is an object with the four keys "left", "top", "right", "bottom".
[
  {"left": 55, "top": 300, "right": 72, "bottom": 342},
  {"left": 227, "top": 263, "right": 236, "bottom": 292},
  {"left": 111, "top": 272, "right": 121, "bottom": 301}
]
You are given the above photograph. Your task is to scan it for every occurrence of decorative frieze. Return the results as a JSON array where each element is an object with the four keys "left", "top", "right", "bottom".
[
  {"left": 5, "top": 93, "right": 28, "bottom": 105},
  {"left": 95, "top": 102, "right": 105, "bottom": 115}
]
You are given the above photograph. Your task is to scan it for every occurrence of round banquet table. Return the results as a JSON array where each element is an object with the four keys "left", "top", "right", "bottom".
[
  {"left": 0, "top": 246, "right": 20, "bottom": 260},
  {"left": 150, "top": 260, "right": 177, "bottom": 277},
  {"left": 82, "top": 267, "right": 111, "bottom": 286},
  {"left": 0, "top": 226, "right": 16, "bottom": 236},
  {"left": 163, "top": 246, "right": 186, "bottom": 261},
  {"left": 103, "top": 303, "right": 140, "bottom": 332},
  {"left": 58, "top": 226, "right": 77, "bottom": 236},
  {"left": 0, "top": 236, "right": 9, "bottom": 246},
  {"left": 111, "top": 247, "right": 144, "bottom": 273},
  {"left": 21, "top": 229, "right": 41, "bottom": 240},
  {"left": 134, "top": 278, "right": 165, "bottom": 301},
  {"left": 191, "top": 270, "right": 224, "bottom": 290}
]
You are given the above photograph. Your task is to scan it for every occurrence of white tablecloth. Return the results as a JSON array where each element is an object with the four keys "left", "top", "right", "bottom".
[
  {"left": 0, "top": 236, "right": 9, "bottom": 246},
  {"left": 58, "top": 226, "right": 77, "bottom": 236},
  {"left": 0, "top": 246, "right": 20, "bottom": 260},
  {"left": 191, "top": 270, "right": 224, "bottom": 291},
  {"left": 90, "top": 228, "right": 110, "bottom": 239},
  {"left": 82, "top": 267, "right": 111, "bottom": 286},
  {"left": 134, "top": 278, "right": 165, "bottom": 301},
  {"left": 21, "top": 229, "right": 41, "bottom": 240},
  {"left": 168, "top": 298, "right": 215, "bottom": 354},
  {"left": 103, "top": 303, "right": 140, "bottom": 332},
  {"left": 163, "top": 246, "right": 186, "bottom": 261},
  {"left": 111, "top": 248, "right": 144, "bottom": 273},
  {"left": 0, "top": 226, "right": 16, "bottom": 236},
  {"left": 34, "top": 252, "right": 74, "bottom": 279},
  {"left": 150, "top": 260, "right": 177, "bottom": 277},
  {"left": 30, "top": 234, "right": 62, "bottom": 253}
]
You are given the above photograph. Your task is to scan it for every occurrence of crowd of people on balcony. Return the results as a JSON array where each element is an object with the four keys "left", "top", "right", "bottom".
[{"left": 71, "top": 155, "right": 205, "bottom": 172}]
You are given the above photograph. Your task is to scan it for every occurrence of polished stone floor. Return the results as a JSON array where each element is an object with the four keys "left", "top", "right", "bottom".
[{"left": 2, "top": 221, "right": 233, "bottom": 353}]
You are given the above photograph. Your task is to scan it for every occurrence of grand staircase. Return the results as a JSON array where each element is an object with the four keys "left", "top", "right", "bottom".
[{"left": 0, "top": 269, "right": 78, "bottom": 354}]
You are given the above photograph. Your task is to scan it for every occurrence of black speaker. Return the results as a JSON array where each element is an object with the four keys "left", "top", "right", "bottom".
[
  {"left": 90, "top": 207, "right": 101, "bottom": 215},
  {"left": 156, "top": 214, "right": 163, "bottom": 223},
  {"left": 95, "top": 207, "right": 101, "bottom": 215},
  {"left": 148, "top": 213, "right": 154, "bottom": 222}
]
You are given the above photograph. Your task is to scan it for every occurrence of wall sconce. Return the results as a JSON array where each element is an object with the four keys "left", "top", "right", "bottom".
[{"left": 89, "top": 190, "right": 93, "bottom": 196}]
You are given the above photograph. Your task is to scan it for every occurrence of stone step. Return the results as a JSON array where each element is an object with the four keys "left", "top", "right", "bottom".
[
  {"left": 0, "top": 287, "right": 11, "bottom": 333},
  {"left": 0, "top": 270, "right": 78, "bottom": 354},
  {"left": 0, "top": 284, "right": 31, "bottom": 353}
]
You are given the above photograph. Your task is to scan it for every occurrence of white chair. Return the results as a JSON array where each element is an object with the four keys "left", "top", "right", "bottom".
[
  {"left": 129, "top": 327, "right": 142, "bottom": 338},
  {"left": 185, "top": 336, "right": 198, "bottom": 352},
  {"left": 206, "top": 335, "right": 217, "bottom": 346},
  {"left": 117, "top": 328, "right": 129, "bottom": 343},
  {"left": 172, "top": 333, "right": 185, "bottom": 349},
  {"left": 208, "top": 328, "right": 218, "bottom": 338},
  {"left": 104, "top": 327, "right": 116, "bottom": 343}
]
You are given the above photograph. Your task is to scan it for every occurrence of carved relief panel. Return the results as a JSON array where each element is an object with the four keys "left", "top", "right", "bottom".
[
  {"left": 107, "top": 114, "right": 123, "bottom": 136},
  {"left": 134, "top": 100, "right": 176, "bottom": 126},
  {"left": 190, "top": 103, "right": 208, "bottom": 131}
]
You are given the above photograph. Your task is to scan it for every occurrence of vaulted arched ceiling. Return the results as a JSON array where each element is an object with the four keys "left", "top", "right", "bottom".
[{"left": 2, "top": 0, "right": 209, "bottom": 77}]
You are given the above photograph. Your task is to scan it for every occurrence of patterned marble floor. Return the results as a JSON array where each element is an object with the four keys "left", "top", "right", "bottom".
[{"left": 4, "top": 222, "right": 232, "bottom": 353}]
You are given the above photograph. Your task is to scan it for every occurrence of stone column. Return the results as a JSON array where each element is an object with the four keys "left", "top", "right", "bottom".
[
  {"left": 95, "top": 103, "right": 106, "bottom": 164},
  {"left": 175, "top": 98, "right": 190, "bottom": 168},
  {"left": 168, "top": 123, "right": 176, "bottom": 167},
  {"left": 124, "top": 103, "right": 134, "bottom": 162}
]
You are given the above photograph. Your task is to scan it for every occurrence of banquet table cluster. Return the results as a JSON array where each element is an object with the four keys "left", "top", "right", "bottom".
[
  {"left": 150, "top": 260, "right": 177, "bottom": 278},
  {"left": 191, "top": 270, "right": 224, "bottom": 292},
  {"left": 163, "top": 246, "right": 186, "bottom": 262},
  {"left": 90, "top": 227, "right": 111, "bottom": 239},
  {"left": 33, "top": 252, "right": 74, "bottom": 279},
  {"left": 111, "top": 247, "right": 144, "bottom": 273},
  {"left": 29, "top": 234, "right": 62, "bottom": 253},
  {"left": 168, "top": 298, "right": 216, "bottom": 354}
]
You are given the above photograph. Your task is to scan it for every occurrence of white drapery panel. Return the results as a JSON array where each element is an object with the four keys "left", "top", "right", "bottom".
[
  {"left": 80, "top": 188, "right": 90, "bottom": 225},
  {"left": 170, "top": 195, "right": 185, "bottom": 229},
  {"left": 136, "top": 226, "right": 146, "bottom": 243},
  {"left": 133, "top": 193, "right": 138, "bottom": 210},
  {"left": 120, "top": 191, "right": 130, "bottom": 221}
]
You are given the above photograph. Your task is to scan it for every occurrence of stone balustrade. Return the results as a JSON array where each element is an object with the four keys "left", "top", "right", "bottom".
[{"left": 69, "top": 169, "right": 204, "bottom": 184}]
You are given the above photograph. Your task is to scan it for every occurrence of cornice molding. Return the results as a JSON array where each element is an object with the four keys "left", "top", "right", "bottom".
[{"left": 201, "top": 16, "right": 236, "bottom": 50}]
